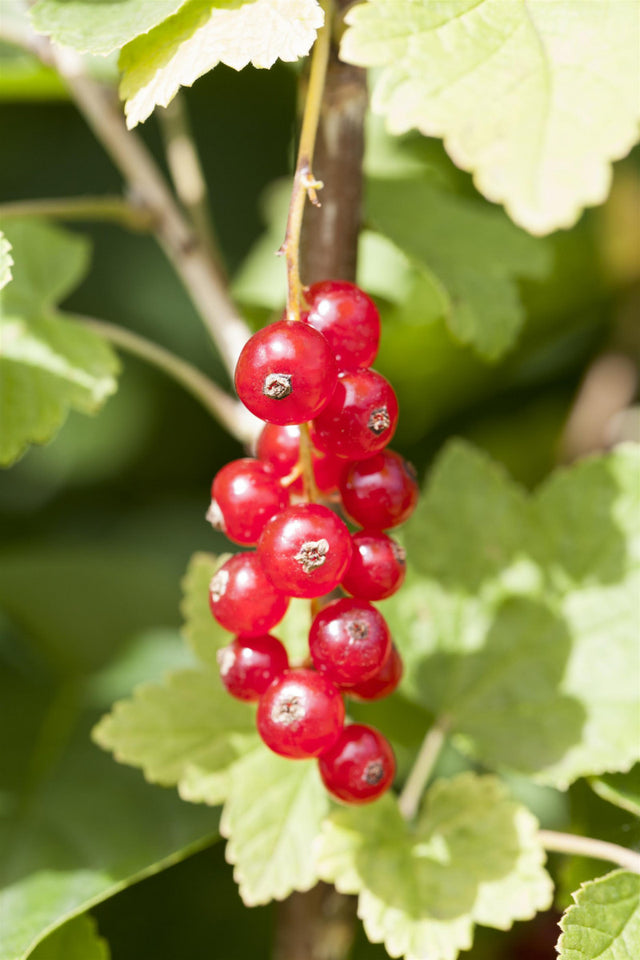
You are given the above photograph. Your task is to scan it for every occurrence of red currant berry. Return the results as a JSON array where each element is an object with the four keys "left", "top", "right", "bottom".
[
  {"left": 217, "top": 635, "right": 289, "bottom": 701},
  {"left": 256, "top": 423, "right": 300, "bottom": 478},
  {"left": 309, "top": 598, "right": 392, "bottom": 686},
  {"left": 341, "top": 531, "right": 406, "bottom": 600},
  {"left": 209, "top": 458, "right": 289, "bottom": 545},
  {"left": 235, "top": 321, "right": 338, "bottom": 425},
  {"left": 340, "top": 450, "right": 419, "bottom": 530},
  {"left": 311, "top": 369, "right": 398, "bottom": 461},
  {"left": 303, "top": 280, "right": 380, "bottom": 370},
  {"left": 343, "top": 644, "right": 403, "bottom": 701},
  {"left": 258, "top": 504, "right": 352, "bottom": 598},
  {"left": 208, "top": 553, "right": 289, "bottom": 636},
  {"left": 312, "top": 450, "right": 346, "bottom": 494},
  {"left": 257, "top": 668, "right": 345, "bottom": 758},
  {"left": 318, "top": 723, "right": 396, "bottom": 804}
]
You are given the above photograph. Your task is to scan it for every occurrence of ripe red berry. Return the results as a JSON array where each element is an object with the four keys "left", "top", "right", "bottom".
[
  {"left": 258, "top": 504, "right": 352, "bottom": 598},
  {"left": 303, "top": 280, "right": 380, "bottom": 370},
  {"left": 318, "top": 723, "right": 396, "bottom": 804},
  {"left": 209, "top": 458, "right": 289, "bottom": 545},
  {"left": 343, "top": 644, "right": 403, "bottom": 701},
  {"left": 311, "top": 369, "right": 398, "bottom": 460},
  {"left": 256, "top": 423, "right": 301, "bottom": 478},
  {"left": 341, "top": 531, "right": 406, "bottom": 600},
  {"left": 208, "top": 553, "right": 289, "bottom": 636},
  {"left": 235, "top": 321, "right": 338, "bottom": 425},
  {"left": 257, "top": 668, "right": 345, "bottom": 758},
  {"left": 217, "top": 635, "right": 289, "bottom": 701},
  {"left": 309, "top": 598, "right": 392, "bottom": 686},
  {"left": 312, "top": 450, "right": 346, "bottom": 494},
  {"left": 340, "top": 450, "right": 419, "bottom": 530}
]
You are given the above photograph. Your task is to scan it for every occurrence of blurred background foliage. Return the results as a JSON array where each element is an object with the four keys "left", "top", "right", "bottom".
[{"left": 0, "top": 48, "right": 638, "bottom": 960}]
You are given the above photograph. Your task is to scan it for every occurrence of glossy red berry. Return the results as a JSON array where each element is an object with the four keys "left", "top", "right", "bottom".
[
  {"left": 217, "top": 635, "right": 289, "bottom": 701},
  {"left": 257, "top": 668, "right": 345, "bottom": 758},
  {"left": 312, "top": 450, "right": 346, "bottom": 494},
  {"left": 258, "top": 504, "right": 352, "bottom": 598},
  {"left": 303, "top": 280, "right": 380, "bottom": 370},
  {"left": 208, "top": 553, "right": 289, "bottom": 636},
  {"left": 318, "top": 723, "right": 396, "bottom": 804},
  {"left": 343, "top": 644, "right": 403, "bottom": 701},
  {"left": 309, "top": 598, "right": 392, "bottom": 686},
  {"left": 209, "top": 458, "right": 289, "bottom": 545},
  {"left": 256, "top": 423, "right": 301, "bottom": 478},
  {"left": 341, "top": 531, "right": 406, "bottom": 600},
  {"left": 340, "top": 450, "right": 419, "bottom": 530},
  {"left": 312, "top": 369, "right": 398, "bottom": 460},
  {"left": 235, "top": 321, "right": 338, "bottom": 425}
]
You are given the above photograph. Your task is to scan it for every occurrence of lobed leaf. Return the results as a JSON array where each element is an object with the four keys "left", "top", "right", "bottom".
[
  {"left": 392, "top": 441, "right": 640, "bottom": 788},
  {"left": 28, "top": 914, "right": 109, "bottom": 960},
  {"left": 341, "top": 0, "right": 640, "bottom": 235},
  {"left": 93, "top": 668, "right": 259, "bottom": 806},
  {"left": 30, "top": 0, "right": 188, "bottom": 56},
  {"left": 221, "top": 746, "right": 329, "bottom": 905},
  {"left": 0, "top": 220, "right": 119, "bottom": 466},
  {"left": 590, "top": 767, "right": 640, "bottom": 818},
  {"left": 316, "top": 772, "right": 552, "bottom": 960},
  {"left": 557, "top": 870, "right": 640, "bottom": 960},
  {"left": 367, "top": 177, "right": 551, "bottom": 358},
  {"left": 119, "top": 0, "right": 324, "bottom": 128}
]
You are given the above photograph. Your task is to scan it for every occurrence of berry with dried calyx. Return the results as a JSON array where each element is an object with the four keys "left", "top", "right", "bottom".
[
  {"left": 312, "top": 369, "right": 398, "bottom": 460},
  {"left": 209, "top": 553, "right": 289, "bottom": 636},
  {"left": 341, "top": 530, "right": 406, "bottom": 600},
  {"left": 318, "top": 723, "right": 396, "bottom": 804},
  {"left": 209, "top": 458, "right": 289, "bottom": 545},
  {"left": 308, "top": 597, "right": 392, "bottom": 686},
  {"left": 257, "top": 668, "right": 345, "bottom": 758}
]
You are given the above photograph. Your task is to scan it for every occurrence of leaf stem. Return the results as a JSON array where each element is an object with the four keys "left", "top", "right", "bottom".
[
  {"left": 0, "top": 196, "right": 153, "bottom": 231},
  {"left": 158, "top": 94, "right": 227, "bottom": 278},
  {"left": 539, "top": 830, "right": 640, "bottom": 874},
  {"left": 76, "top": 316, "right": 257, "bottom": 443},
  {"left": 398, "top": 718, "right": 450, "bottom": 821},
  {"left": 1, "top": 23, "right": 252, "bottom": 380},
  {"left": 282, "top": 0, "right": 332, "bottom": 322}
]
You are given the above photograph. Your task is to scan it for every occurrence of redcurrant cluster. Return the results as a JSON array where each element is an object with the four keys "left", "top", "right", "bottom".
[{"left": 207, "top": 281, "right": 418, "bottom": 804}]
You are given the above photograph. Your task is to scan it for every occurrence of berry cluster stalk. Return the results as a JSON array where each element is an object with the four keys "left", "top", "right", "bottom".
[{"left": 280, "top": 1, "right": 332, "bottom": 503}]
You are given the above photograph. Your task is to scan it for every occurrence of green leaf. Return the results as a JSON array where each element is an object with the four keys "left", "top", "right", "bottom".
[
  {"left": 93, "top": 667, "right": 258, "bottom": 806},
  {"left": 221, "top": 745, "right": 329, "bottom": 906},
  {"left": 180, "top": 552, "right": 232, "bottom": 669},
  {"left": 28, "top": 914, "right": 109, "bottom": 960},
  {"left": 341, "top": 0, "right": 640, "bottom": 235},
  {"left": 316, "top": 773, "right": 552, "bottom": 960},
  {"left": 0, "top": 232, "right": 12, "bottom": 290},
  {"left": 557, "top": 870, "right": 640, "bottom": 960},
  {"left": 590, "top": 767, "right": 640, "bottom": 818},
  {"left": 0, "top": 655, "right": 217, "bottom": 960},
  {"left": 391, "top": 441, "right": 640, "bottom": 787},
  {"left": 366, "top": 177, "right": 551, "bottom": 358},
  {"left": 31, "top": 0, "right": 189, "bottom": 56},
  {"left": 0, "top": 220, "right": 119, "bottom": 466},
  {"left": 119, "top": 0, "right": 324, "bottom": 128}
]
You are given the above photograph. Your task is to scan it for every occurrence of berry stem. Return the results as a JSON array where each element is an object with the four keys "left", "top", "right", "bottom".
[
  {"left": 397, "top": 717, "right": 450, "bottom": 821},
  {"left": 539, "top": 830, "right": 640, "bottom": 873},
  {"left": 282, "top": 1, "right": 332, "bottom": 323},
  {"left": 299, "top": 422, "right": 320, "bottom": 501}
]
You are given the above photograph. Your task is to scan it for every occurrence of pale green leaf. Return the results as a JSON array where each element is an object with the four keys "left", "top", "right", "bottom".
[
  {"left": 119, "top": 0, "right": 324, "bottom": 128},
  {"left": 341, "top": 0, "right": 640, "bottom": 235},
  {"left": 93, "top": 668, "right": 259, "bottom": 806},
  {"left": 31, "top": 0, "right": 188, "bottom": 56},
  {"left": 0, "top": 232, "right": 12, "bottom": 290},
  {"left": 391, "top": 441, "right": 640, "bottom": 787},
  {"left": 367, "top": 177, "right": 551, "bottom": 358},
  {"left": 221, "top": 746, "right": 329, "bottom": 906},
  {"left": 180, "top": 551, "right": 232, "bottom": 669},
  {"left": 557, "top": 870, "right": 640, "bottom": 960},
  {"left": 316, "top": 773, "right": 552, "bottom": 960},
  {"left": 0, "top": 220, "right": 119, "bottom": 466},
  {"left": 590, "top": 767, "right": 640, "bottom": 818},
  {"left": 28, "top": 914, "right": 109, "bottom": 960}
]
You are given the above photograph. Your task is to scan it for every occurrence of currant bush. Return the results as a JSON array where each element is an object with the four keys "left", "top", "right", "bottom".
[{"left": 208, "top": 279, "right": 417, "bottom": 802}]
